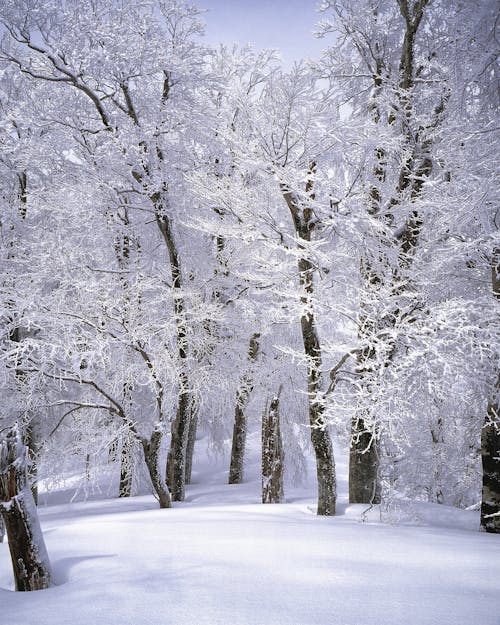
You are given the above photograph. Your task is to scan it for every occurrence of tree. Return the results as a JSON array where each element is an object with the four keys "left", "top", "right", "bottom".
[
  {"left": 318, "top": 0, "right": 499, "bottom": 510},
  {"left": 0, "top": 0, "right": 215, "bottom": 505},
  {"left": 193, "top": 62, "right": 342, "bottom": 514}
]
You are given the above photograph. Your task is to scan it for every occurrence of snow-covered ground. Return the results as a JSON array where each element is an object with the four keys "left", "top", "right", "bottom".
[{"left": 1, "top": 432, "right": 498, "bottom": 625}]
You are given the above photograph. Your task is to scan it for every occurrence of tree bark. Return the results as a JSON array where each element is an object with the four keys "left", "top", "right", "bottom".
[
  {"left": 142, "top": 431, "right": 171, "bottom": 509},
  {"left": 349, "top": 420, "right": 381, "bottom": 504},
  {"left": 481, "top": 250, "right": 500, "bottom": 532},
  {"left": 0, "top": 427, "right": 51, "bottom": 591},
  {"left": 166, "top": 377, "right": 190, "bottom": 501},
  {"left": 262, "top": 393, "right": 284, "bottom": 504},
  {"left": 228, "top": 333, "right": 260, "bottom": 484},
  {"left": 281, "top": 182, "right": 336, "bottom": 516},
  {"left": 184, "top": 398, "right": 198, "bottom": 485},
  {"left": 154, "top": 206, "right": 191, "bottom": 503},
  {"left": 119, "top": 434, "right": 133, "bottom": 498},
  {"left": 480, "top": 390, "right": 500, "bottom": 533}
]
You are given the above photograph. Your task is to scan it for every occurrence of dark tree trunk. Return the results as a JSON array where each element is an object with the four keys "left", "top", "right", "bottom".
[
  {"left": 154, "top": 208, "right": 191, "bottom": 503},
  {"left": 0, "top": 427, "right": 51, "bottom": 591},
  {"left": 229, "top": 333, "right": 260, "bottom": 484},
  {"left": 119, "top": 435, "right": 133, "bottom": 498},
  {"left": 349, "top": 419, "right": 381, "bottom": 504},
  {"left": 481, "top": 396, "right": 500, "bottom": 532},
  {"left": 142, "top": 431, "right": 171, "bottom": 509},
  {"left": 481, "top": 391, "right": 500, "bottom": 533},
  {"left": 281, "top": 181, "right": 336, "bottom": 516},
  {"left": 184, "top": 398, "right": 198, "bottom": 485},
  {"left": 262, "top": 393, "right": 284, "bottom": 504},
  {"left": 301, "top": 297, "right": 336, "bottom": 516},
  {"left": 229, "top": 400, "right": 247, "bottom": 484},
  {"left": 0, "top": 514, "right": 4, "bottom": 542},
  {"left": 166, "top": 378, "right": 190, "bottom": 501},
  {"left": 23, "top": 424, "right": 39, "bottom": 505},
  {"left": 481, "top": 251, "right": 500, "bottom": 532}
]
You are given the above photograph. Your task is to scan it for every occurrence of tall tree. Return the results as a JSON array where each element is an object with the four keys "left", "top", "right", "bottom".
[{"left": 318, "top": 0, "right": 498, "bottom": 508}]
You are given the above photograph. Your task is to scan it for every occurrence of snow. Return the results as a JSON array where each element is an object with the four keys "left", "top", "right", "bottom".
[{"left": 1, "top": 433, "right": 498, "bottom": 625}]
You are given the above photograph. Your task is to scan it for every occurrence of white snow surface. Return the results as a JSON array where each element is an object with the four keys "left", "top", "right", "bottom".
[{"left": 1, "top": 433, "right": 498, "bottom": 625}]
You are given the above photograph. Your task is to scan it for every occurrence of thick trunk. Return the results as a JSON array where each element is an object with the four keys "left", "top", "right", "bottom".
[
  {"left": 228, "top": 333, "right": 260, "bottom": 484},
  {"left": 262, "top": 394, "right": 284, "bottom": 504},
  {"left": 141, "top": 432, "right": 171, "bottom": 509},
  {"left": 349, "top": 420, "right": 381, "bottom": 504},
  {"left": 1, "top": 490, "right": 51, "bottom": 591},
  {"left": 0, "top": 427, "right": 51, "bottom": 591}
]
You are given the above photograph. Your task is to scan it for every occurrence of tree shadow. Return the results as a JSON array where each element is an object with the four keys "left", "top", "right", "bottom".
[{"left": 51, "top": 554, "right": 116, "bottom": 586}]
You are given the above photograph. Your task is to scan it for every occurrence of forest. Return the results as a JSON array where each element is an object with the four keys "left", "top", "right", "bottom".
[{"left": 0, "top": 1, "right": 498, "bottom": 623}]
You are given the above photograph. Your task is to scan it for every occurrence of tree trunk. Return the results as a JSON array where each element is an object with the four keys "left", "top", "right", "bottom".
[
  {"left": 281, "top": 182, "right": 336, "bottom": 516},
  {"left": 0, "top": 514, "right": 4, "bottom": 542},
  {"left": 481, "top": 250, "right": 500, "bottom": 532},
  {"left": 349, "top": 419, "right": 381, "bottom": 504},
  {"left": 262, "top": 393, "right": 284, "bottom": 504},
  {"left": 229, "top": 333, "right": 260, "bottom": 484},
  {"left": 166, "top": 378, "right": 190, "bottom": 501},
  {"left": 301, "top": 298, "right": 336, "bottom": 516},
  {"left": 23, "top": 423, "right": 39, "bottom": 505},
  {"left": 154, "top": 208, "right": 191, "bottom": 503},
  {"left": 0, "top": 426, "right": 51, "bottom": 591},
  {"left": 141, "top": 431, "right": 171, "bottom": 509},
  {"left": 184, "top": 398, "right": 198, "bottom": 485},
  {"left": 119, "top": 435, "right": 133, "bottom": 498}
]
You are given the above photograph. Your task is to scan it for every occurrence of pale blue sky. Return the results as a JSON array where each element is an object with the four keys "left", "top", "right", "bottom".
[{"left": 199, "top": 0, "right": 327, "bottom": 64}]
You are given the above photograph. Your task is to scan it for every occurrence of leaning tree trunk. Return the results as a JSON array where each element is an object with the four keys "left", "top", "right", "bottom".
[
  {"left": 142, "top": 431, "right": 171, "bottom": 509},
  {"left": 0, "top": 426, "right": 51, "bottom": 591},
  {"left": 229, "top": 333, "right": 260, "bottom": 484},
  {"left": 262, "top": 392, "right": 285, "bottom": 504},
  {"left": 481, "top": 250, "right": 500, "bottom": 532}
]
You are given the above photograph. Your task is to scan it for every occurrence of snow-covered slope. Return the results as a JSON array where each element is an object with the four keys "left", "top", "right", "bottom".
[{"left": 0, "top": 433, "right": 498, "bottom": 625}]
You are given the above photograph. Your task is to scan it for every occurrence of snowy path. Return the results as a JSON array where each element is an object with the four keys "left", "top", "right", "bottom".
[{"left": 0, "top": 439, "right": 498, "bottom": 625}]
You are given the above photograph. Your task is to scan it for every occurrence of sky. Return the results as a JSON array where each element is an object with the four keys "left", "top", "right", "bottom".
[{"left": 199, "top": 0, "right": 328, "bottom": 65}]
